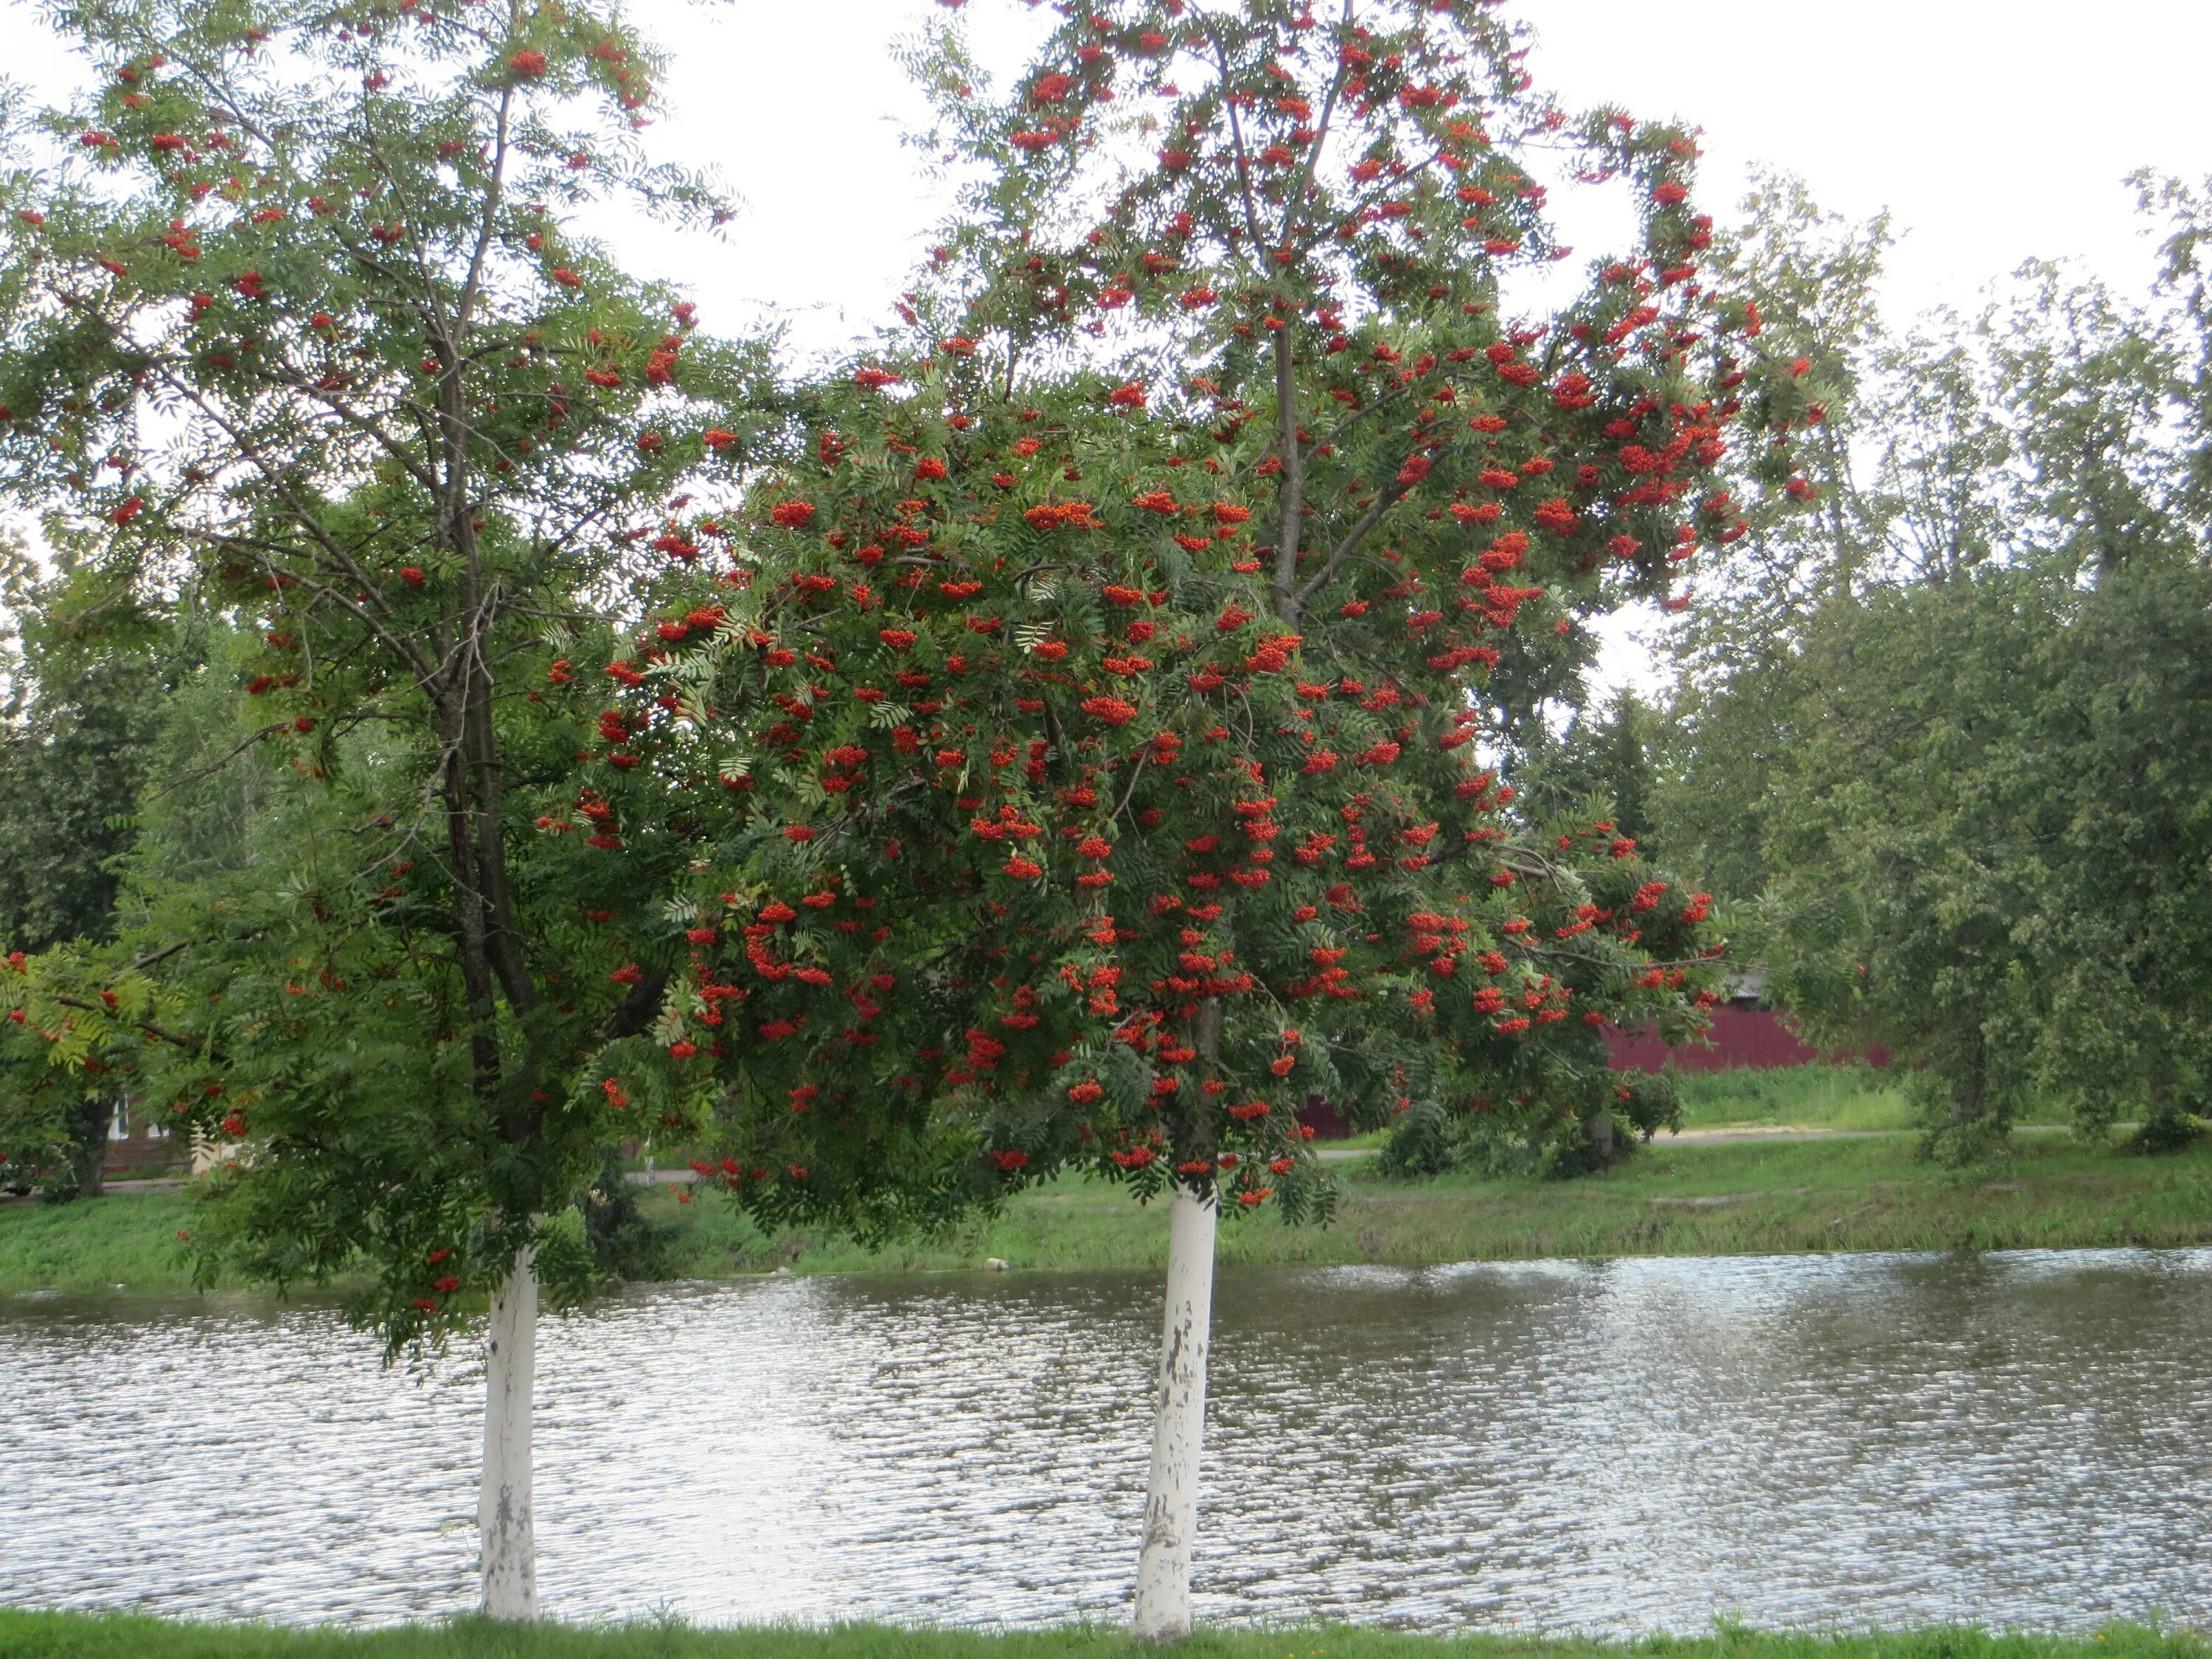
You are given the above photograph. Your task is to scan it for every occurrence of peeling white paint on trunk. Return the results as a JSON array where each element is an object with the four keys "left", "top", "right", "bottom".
[
  {"left": 479, "top": 1248, "right": 538, "bottom": 1622},
  {"left": 1131, "top": 1180, "right": 1217, "bottom": 1642}
]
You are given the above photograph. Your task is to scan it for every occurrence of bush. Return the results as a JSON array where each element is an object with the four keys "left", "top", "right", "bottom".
[{"left": 1379, "top": 1071, "right": 1681, "bottom": 1181}]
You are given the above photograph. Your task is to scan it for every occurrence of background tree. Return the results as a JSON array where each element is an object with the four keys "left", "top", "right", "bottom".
[
  {"left": 1652, "top": 175, "right": 2212, "bottom": 1159},
  {"left": 1515, "top": 686, "right": 1659, "bottom": 849},
  {"left": 0, "top": 539, "right": 189, "bottom": 1195},
  {"left": 1650, "top": 171, "right": 1893, "bottom": 909},
  {"left": 1754, "top": 571, "right": 2059, "bottom": 1161},
  {"left": 2011, "top": 558, "right": 2212, "bottom": 1149}
]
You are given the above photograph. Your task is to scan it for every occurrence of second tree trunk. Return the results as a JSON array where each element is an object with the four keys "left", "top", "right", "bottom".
[{"left": 479, "top": 1248, "right": 538, "bottom": 1621}]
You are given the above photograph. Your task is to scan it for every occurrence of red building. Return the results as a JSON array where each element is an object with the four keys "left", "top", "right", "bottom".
[
  {"left": 1604, "top": 1004, "right": 1887, "bottom": 1073},
  {"left": 1605, "top": 973, "right": 1888, "bottom": 1073}
]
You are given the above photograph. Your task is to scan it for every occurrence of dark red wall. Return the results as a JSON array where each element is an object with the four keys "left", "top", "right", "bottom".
[
  {"left": 1604, "top": 1006, "right": 1887, "bottom": 1074},
  {"left": 1294, "top": 1093, "right": 1351, "bottom": 1141}
]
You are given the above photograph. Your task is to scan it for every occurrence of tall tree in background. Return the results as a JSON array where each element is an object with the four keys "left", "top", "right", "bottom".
[
  {"left": 0, "top": 0, "right": 785, "bottom": 1615},
  {"left": 1652, "top": 173, "right": 2212, "bottom": 1158},
  {"left": 0, "top": 540, "right": 185, "bottom": 1194},
  {"left": 1649, "top": 171, "right": 1892, "bottom": 908},
  {"left": 1516, "top": 686, "right": 1658, "bottom": 849},
  {"left": 1753, "top": 572, "right": 2058, "bottom": 1159},
  {"left": 2008, "top": 558, "right": 2212, "bottom": 1149},
  {"left": 0, "top": 546, "right": 170, "bottom": 959}
]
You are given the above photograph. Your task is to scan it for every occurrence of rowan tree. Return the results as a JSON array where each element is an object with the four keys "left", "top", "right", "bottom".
[
  {"left": 656, "top": 0, "right": 1812, "bottom": 1636},
  {"left": 0, "top": 0, "right": 789, "bottom": 1618}
]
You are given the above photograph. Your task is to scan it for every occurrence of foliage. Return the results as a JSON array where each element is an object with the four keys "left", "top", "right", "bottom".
[
  {"left": 647, "top": 0, "right": 1818, "bottom": 1229},
  {"left": 1514, "top": 687, "right": 1660, "bottom": 850},
  {"left": 1649, "top": 175, "right": 2212, "bottom": 1160},
  {"left": 2000, "top": 558, "right": 2212, "bottom": 1150},
  {"left": 1649, "top": 172, "right": 1892, "bottom": 908},
  {"left": 1751, "top": 573, "right": 2051, "bottom": 1157},
  {"left": 0, "top": 546, "right": 195, "bottom": 1193},
  {"left": 574, "top": 1148, "right": 680, "bottom": 1282},
  {"left": 0, "top": 0, "right": 793, "bottom": 1348},
  {"left": 1378, "top": 1063, "right": 1677, "bottom": 1179},
  {"left": 0, "top": 546, "right": 180, "bottom": 957}
]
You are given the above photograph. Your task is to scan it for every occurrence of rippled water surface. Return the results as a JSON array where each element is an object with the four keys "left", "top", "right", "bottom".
[{"left": 7, "top": 1249, "right": 2211, "bottom": 1632}]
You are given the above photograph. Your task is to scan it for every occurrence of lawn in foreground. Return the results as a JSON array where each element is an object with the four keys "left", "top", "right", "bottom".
[
  {"left": 0, "top": 1615, "right": 2202, "bottom": 1659},
  {"left": 6, "top": 1132, "right": 2211, "bottom": 1298}
]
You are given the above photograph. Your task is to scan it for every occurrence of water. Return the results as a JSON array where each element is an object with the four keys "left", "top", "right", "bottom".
[{"left": 5, "top": 1248, "right": 2208, "bottom": 1632}]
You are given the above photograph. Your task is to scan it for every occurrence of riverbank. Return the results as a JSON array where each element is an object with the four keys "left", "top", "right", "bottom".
[
  {"left": 2, "top": 1615, "right": 2205, "bottom": 1659},
  {"left": 7, "top": 1131, "right": 2211, "bottom": 1298}
]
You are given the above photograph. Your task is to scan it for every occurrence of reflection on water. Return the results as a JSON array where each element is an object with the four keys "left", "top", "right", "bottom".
[{"left": 4, "top": 1249, "right": 2208, "bottom": 1632}]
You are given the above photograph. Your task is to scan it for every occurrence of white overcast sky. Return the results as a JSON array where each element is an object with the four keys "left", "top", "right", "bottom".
[{"left": 7, "top": 0, "right": 2209, "bottom": 687}]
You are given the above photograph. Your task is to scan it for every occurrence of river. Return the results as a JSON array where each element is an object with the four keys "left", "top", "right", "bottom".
[{"left": 5, "top": 1248, "right": 2208, "bottom": 1632}]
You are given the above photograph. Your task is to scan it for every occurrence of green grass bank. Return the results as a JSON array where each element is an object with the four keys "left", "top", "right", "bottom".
[
  {"left": 0, "top": 1616, "right": 2202, "bottom": 1659},
  {"left": 8, "top": 1130, "right": 2212, "bottom": 1299}
]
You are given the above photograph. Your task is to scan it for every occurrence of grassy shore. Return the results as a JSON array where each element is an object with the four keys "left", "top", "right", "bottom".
[
  {"left": 0, "top": 1615, "right": 2202, "bottom": 1659},
  {"left": 7, "top": 1130, "right": 2211, "bottom": 1298}
]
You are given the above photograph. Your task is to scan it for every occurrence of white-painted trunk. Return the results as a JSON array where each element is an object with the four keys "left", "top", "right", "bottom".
[
  {"left": 479, "top": 1248, "right": 538, "bottom": 1622},
  {"left": 1131, "top": 1181, "right": 1217, "bottom": 1643}
]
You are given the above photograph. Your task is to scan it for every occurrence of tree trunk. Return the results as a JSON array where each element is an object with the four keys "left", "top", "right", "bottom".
[
  {"left": 479, "top": 1248, "right": 538, "bottom": 1621},
  {"left": 1131, "top": 1180, "right": 1217, "bottom": 1642},
  {"left": 63, "top": 1096, "right": 108, "bottom": 1198},
  {"left": 1951, "top": 1054, "right": 1986, "bottom": 1128}
]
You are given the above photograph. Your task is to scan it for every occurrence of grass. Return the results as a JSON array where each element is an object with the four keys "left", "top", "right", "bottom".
[
  {"left": 0, "top": 1188, "right": 212, "bottom": 1295},
  {"left": 10, "top": 1130, "right": 2212, "bottom": 1298},
  {"left": 837, "top": 1134, "right": 2212, "bottom": 1275},
  {"left": 1669, "top": 1065, "right": 2075, "bottom": 1133},
  {"left": 1308, "top": 1066, "right": 2057, "bottom": 1142},
  {"left": 0, "top": 1616, "right": 2201, "bottom": 1659},
  {"left": 1672, "top": 1066, "right": 1915, "bottom": 1132}
]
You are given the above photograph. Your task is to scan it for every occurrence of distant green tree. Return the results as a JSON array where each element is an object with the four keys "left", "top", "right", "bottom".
[
  {"left": 1650, "top": 174, "right": 1893, "bottom": 908},
  {"left": 2009, "top": 559, "right": 2212, "bottom": 1150},
  {"left": 1756, "top": 571, "right": 2056, "bottom": 1160},
  {"left": 1674, "top": 170, "right": 1896, "bottom": 675},
  {"left": 1517, "top": 687, "right": 1659, "bottom": 851},
  {"left": 0, "top": 546, "right": 174, "bottom": 957},
  {"left": 1662, "top": 175, "right": 2212, "bottom": 1161},
  {"left": 0, "top": 543, "right": 189, "bottom": 1194}
]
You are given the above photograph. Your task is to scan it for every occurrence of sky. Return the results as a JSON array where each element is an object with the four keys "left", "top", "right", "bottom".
[
  {"left": 6, "top": 0, "right": 2209, "bottom": 685},
  {"left": 624, "top": 0, "right": 2212, "bottom": 352}
]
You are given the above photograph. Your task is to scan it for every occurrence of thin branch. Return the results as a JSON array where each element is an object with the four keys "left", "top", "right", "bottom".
[
  {"left": 1293, "top": 468, "right": 1419, "bottom": 614},
  {"left": 146, "top": 720, "right": 295, "bottom": 799},
  {"left": 49, "top": 994, "right": 204, "bottom": 1050}
]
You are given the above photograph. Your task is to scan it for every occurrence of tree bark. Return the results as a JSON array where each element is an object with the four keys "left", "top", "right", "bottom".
[
  {"left": 1131, "top": 1180, "right": 1217, "bottom": 1643},
  {"left": 63, "top": 1096, "right": 109, "bottom": 1198},
  {"left": 1582, "top": 1107, "right": 1617, "bottom": 1166},
  {"left": 479, "top": 1248, "right": 538, "bottom": 1622}
]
